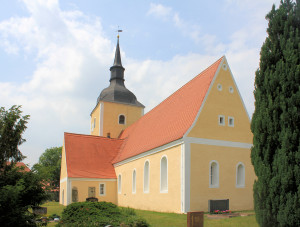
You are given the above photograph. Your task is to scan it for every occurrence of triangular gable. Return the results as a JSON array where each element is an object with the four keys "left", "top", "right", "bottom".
[
  {"left": 185, "top": 56, "right": 252, "bottom": 142},
  {"left": 113, "top": 57, "right": 224, "bottom": 163},
  {"left": 64, "top": 132, "right": 123, "bottom": 178}
]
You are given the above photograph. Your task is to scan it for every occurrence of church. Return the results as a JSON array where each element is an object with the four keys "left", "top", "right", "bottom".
[{"left": 59, "top": 38, "right": 256, "bottom": 213}]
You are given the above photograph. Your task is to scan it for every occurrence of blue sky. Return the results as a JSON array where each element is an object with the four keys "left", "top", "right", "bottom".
[{"left": 0, "top": 0, "right": 280, "bottom": 166}]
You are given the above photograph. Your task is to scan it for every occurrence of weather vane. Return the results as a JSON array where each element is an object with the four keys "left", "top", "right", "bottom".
[{"left": 117, "top": 26, "right": 122, "bottom": 38}]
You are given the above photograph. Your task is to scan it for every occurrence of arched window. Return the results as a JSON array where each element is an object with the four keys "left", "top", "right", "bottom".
[
  {"left": 119, "top": 115, "right": 125, "bottom": 124},
  {"left": 160, "top": 156, "right": 168, "bottom": 193},
  {"left": 209, "top": 161, "right": 219, "bottom": 188},
  {"left": 144, "top": 160, "right": 150, "bottom": 193},
  {"left": 72, "top": 187, "right": 78, "bottom": 202},
  {"left": 132, "top": 169, "right": 136, "bottom": 193},
  {"left": 236, "top": 162, "right": 245, "bottom": 187},
  {"left": 118, "top": 174, "right": 122, "bottom": 194}
]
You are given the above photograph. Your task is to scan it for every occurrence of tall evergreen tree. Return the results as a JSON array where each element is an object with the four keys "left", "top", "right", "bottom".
[{"left": 251, "top": 0, "right": 300, "bottom": 226}]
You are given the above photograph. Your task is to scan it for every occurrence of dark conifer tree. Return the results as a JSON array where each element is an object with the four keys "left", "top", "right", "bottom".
[{"left": 251, "top": 0, "right": 300, "bottom": 226}]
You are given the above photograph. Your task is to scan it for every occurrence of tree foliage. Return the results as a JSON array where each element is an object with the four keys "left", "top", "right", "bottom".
[
  {"left": 0, "top": 105, "right": 29, "bottom": 168},
  {"left": 0, "top": 105, "right": 47, "bottom": 226},
  {"left": 251, "top": 0, "right": 300, "bottom": 226},
  {"left": 32, "top": 147, "right": 62, "bottom": 189}
]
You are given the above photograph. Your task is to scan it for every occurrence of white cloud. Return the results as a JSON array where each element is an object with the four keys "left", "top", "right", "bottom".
[{"left": 147, "top": 3, "right": 172, "bottom": 20}]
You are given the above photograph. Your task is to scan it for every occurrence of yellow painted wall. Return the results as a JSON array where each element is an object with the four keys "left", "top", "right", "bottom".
[
  {"left": 90, "top": 101, "right": 143, "bottom": 138},
  {"left": 188, "top": 61, "right": 252, "bottom": 143},
  {"left": 90, "top": 103, "right": 100, "bottom": 136},
  {"left": 102, "top": 102, "right": 143, "bottom": 138},
  {"left": 115, "top": 144, "right": 182, "bottom": 213},
  {"left": 70, "top": 179, "right": 117, "bottom": 204},
  {"left": 60, "top": 144, "right": 67, "bottom": 180},
  {"left": 60, "top": 181, "right": 67, "bottom": 205},
  {"left": 189, "top": 143, "right": 255, "bottom": 211}
]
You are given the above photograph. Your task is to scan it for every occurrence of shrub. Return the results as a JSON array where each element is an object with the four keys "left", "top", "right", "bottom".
[{"left": 57, "top": 201, "right": 149, "bottom": 227}]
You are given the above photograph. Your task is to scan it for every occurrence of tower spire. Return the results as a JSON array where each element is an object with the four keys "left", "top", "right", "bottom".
[
  {"left": 96, "top": 34, "right": 144, "bottom": 108},
  {"left": 113, "top": 36, "right": 123, "bottom": 67}
]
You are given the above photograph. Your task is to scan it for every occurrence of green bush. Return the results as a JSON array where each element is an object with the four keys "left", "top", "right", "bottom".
[{"left": 57, "top": 201, "right": 149, "bottom": 227}]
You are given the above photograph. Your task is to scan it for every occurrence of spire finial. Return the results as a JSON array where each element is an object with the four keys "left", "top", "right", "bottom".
[{"left": 117, "top": 26, "right": 122, "bottom": 39}]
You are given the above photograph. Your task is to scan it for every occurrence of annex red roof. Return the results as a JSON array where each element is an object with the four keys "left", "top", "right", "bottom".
[
  {"left": 64, "top": 132, "right": 124, "bottom": 178},
  {"left": 114, "top": 57, "right": 223, "bottom": 163}
]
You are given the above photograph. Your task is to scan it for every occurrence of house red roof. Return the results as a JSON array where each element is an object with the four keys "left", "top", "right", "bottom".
[
  {"left": 113, "top": 57, "right": 223, "bottom": 163},
  {"left": 6, "top": 162, "right": 31, "bottom": 172},
  {"left": 64, "top": 132, "right": 124, "bottom": 178}
]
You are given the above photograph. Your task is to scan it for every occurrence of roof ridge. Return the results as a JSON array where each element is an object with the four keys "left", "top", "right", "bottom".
[{"left": 64, "top": 132, "right": 124, "bottom": 141}]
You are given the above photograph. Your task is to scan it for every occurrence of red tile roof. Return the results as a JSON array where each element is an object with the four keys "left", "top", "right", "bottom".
[
  {"left": 6, "top": 162, "right": 31, "bottom": 172},
  {"left": 64, "top": 132, "right": 124, "bottom": 178},
  {"left": 113, "top": 57, "right": 223, "bottom": 163}
]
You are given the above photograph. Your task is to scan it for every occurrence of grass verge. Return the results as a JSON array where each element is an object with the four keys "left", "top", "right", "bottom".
[{"left": 42, "top": 202, "right": 258, "bottom": 227}]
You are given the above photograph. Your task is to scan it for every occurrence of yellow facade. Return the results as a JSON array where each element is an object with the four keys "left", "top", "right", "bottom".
[
  {"left": 188, "top": 60, "right": 252, "bottom": 143},
  {"left": 60, "top": 144, "right": 67, "bottom": 180},
  {"left": 61, "top": 57, "right": 255, "bottom": 213},
  {"left": 115, "top": 144, "right": 182, "bottom": 213},
  {"left": 189, "top": 144, "right": 255, "bottom": 211},
  {"left": 186, "top": 59, "right": 255, "bottom": 211},
  {"left": 90, "top": 101, "right": 144, "bottom": 138},
  {"left": 60, "top": 181, "right": 67, "bottom": 205},
  {"left": 70, "top": 179, "right": 117, "bottom": 204}
]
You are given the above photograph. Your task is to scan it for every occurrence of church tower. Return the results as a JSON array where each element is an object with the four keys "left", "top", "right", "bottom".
[{"left": 90, "top": 37, "right": 144, "bottom": 138}]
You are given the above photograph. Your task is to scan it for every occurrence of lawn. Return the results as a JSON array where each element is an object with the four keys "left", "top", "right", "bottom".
[{"left": 42, "top": 202, "right": 258, "bottom": 227}]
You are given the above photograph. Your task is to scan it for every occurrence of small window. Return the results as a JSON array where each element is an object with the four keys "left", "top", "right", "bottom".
[
  {"left": 119, "top": 115, "right": 125, "bottom": 124},
  {"left": 107, "top": 133, "right": 111, "bottom": 138},
  {"left": 229, "top": 86, "right": 234, "bottom": 93},
  {"left": 236, "top": 163, "right": 245, "bottom": 187},
  {"left": 72, "top": 187, "right": 78, "bottom": 202},
  {"left": 217, "top": 84, "right": 222, "bottom": 91},
  {"left": 222, "top": 64, "right": 228, "bottom": 70},
  {"left": 144, "top": 161, "right": 150, "bottom": 193},
  {"left": 88, "top": 187, "right": 96, "bottom": 197},
  {"left": 209, "top": 161, "right": 219, "bottom": 188},
  {"left": 99, "top": 183, "right": 105, "bottom": 196},
  {"left": 132, "top": 169, "right": 136, "bottom": 194},
  {"left": 228, "top": 117, "right": 234, "bottom": 127},
  {"left": 218, "top": 115, "right": 225, "bottom": 126},
  {"left": 118, "top": 174, "right": 122, "bottom": 194}
]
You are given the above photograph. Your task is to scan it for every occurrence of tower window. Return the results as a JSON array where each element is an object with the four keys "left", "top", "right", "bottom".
[
  {"left": 107, "top": 133, "right": 111, "bottom": 138},
  {"left": 119, "top": 115, "right": 125, "bottom": 124}
]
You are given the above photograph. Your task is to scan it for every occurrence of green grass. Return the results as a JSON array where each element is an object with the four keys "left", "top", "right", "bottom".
[{"left": 42, "top": 202, "right": 258, "bottom": 227}]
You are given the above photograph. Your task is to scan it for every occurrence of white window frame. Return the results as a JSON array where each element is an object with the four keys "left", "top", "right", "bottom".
[
  {"left": 144, "top": 160, "right": 150, "bottom": 193},
  {"left": 229, "top": 86, "right": 234, "bottom": 93},
  {"left": 236, "top": 162, "right": 245, "bottom": 188},
  {"left": 217, "top": 83, "right": 222, "bottom": 91},
  {"left": 228, "top": 117, "right": 234, "bottom": 127},
  {"left": 118, "top": 174, "right": 122, "bottom": 194},
  {"left": 209, "top": 160, "right": 219, "bottom": 188},
  {"left": 218, "top": 115, "right": 225, "bottom": 126},
  {"left": 99, "top": 183, "right": 106, "bottom": 196},
  {"left": 118, "top": 114, "right": 126, "bottom": 125},
  {"left": 132, "top": 169, "right": 136, "bottom": 194},
  {"left": 160, "top": 155, "right": 168, "bottom": 193}
]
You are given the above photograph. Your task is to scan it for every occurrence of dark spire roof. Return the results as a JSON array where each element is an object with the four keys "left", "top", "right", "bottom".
[{"left": 97, "top": 38, "right": 144, "bottom": 107}]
